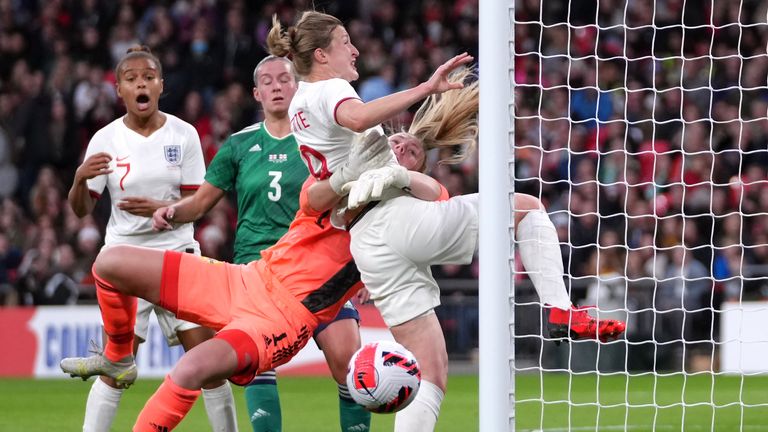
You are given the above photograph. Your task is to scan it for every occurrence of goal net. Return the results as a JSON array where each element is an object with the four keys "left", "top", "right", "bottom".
[{"left": 504, "top": 1, "right": 768, "bottom": 430}]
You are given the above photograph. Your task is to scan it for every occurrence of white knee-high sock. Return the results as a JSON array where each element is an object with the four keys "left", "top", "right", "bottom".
[
  {"left": 83, "top": 377, "right": 124, "bottom": 432},
  {"left": 517, "top": 210, "right": 572, "bottom": 309},
  {"left": 202, "top": 381, "right": 239, "bottom": 432},
  {"left": 394, "top": 380, "right": 444, "bottom": 432}
]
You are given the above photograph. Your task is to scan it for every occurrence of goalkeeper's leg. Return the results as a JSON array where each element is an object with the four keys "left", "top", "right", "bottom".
[
  {"left": 178, "top": 326, "right": 239, "bottom": 432},
  {"left": 134, "top": 338, "right": 238, "bottom": 431}
]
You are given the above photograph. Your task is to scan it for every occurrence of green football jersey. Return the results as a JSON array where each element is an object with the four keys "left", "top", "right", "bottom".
[{"left": 205, "top": 122, "right": 308, "bottom": 264}]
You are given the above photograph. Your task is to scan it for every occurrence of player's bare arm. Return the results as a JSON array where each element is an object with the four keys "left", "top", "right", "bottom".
[
  {"left": 68, "top": 152, "right": 112, "bottom": 217},
  {"left": 335, "top": 53, "right": 473, "bottom": 133},
  {"left": 153, "top": 182, "right": 225, "bottom": 230},
  {"left": 120, "top": 188, "right": 199, "bottom": 218}
]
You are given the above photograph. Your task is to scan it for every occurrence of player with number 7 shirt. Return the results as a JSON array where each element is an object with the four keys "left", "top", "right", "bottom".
[{"left": 64, "top": 45, "right": 237, "bottom": 432}]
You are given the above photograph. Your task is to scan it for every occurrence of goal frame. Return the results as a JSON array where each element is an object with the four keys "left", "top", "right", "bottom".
[{"left": 478, "top": 0, "right": 514, "bottom": 430}]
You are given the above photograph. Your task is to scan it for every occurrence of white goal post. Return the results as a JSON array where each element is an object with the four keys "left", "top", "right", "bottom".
[
  {"left": 478, "top": 0, "right": 514, "bottom": 430},
  {"left": 480, "top": 1, "right": 768, "bottom": 431}
]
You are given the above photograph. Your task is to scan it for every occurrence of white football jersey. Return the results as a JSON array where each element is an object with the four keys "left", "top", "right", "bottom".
[
  {"left": 289, "top": 78, "right": 390, "bottom": 179},
  {"left": 85, "top": 113, "right": 204, "bottom": 251}
]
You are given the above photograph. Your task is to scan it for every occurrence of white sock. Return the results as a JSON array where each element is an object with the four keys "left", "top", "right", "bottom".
[
  {"left": 517, "top": 210, "right": 572, "bottom": 309},
  {"left": 202, "top": 381, "right": 239, "bottom": 432},
  {"left": 394, "top": 380, "right": 444, "bottom": 432},
  {"left": 83, "top": 377, "right": 123, "bottom": 432}
]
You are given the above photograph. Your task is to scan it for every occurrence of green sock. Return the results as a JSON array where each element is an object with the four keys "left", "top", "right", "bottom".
[
  {"left": 339, "top": 384, "right": 371, "bottom": 432},
  {"left": 245, "top": 373, "right": 282, "bottom": 432}
]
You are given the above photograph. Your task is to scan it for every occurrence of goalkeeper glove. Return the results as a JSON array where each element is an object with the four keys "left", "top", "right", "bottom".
[
  {"left": 342, "top": 165, "right": 411, "bottom": 209},
  {"left": 328, "top": 128, "right": 395, "bottom": 195}
]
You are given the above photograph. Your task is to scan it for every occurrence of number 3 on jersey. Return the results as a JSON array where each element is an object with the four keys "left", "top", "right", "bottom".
[{"left": 268, "top": 171, "right": 282, "bottom": 201}]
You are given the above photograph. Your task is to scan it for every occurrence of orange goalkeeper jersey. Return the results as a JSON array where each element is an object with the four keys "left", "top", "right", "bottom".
[{"left": 258, "top": 176, "right": 361, "bottom": 324}]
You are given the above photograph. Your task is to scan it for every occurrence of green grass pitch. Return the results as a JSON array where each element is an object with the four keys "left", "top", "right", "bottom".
[
  {"left": 516, "top": 373, "right": 768, "bottom": 431},
  {"left": 1, "top": 373, "right": 766, "bottom": 431},
  {"left": 0, "top": 375, "right": 477, "bottom": 431}
]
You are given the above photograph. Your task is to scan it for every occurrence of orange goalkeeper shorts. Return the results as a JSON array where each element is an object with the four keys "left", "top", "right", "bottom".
[{"left": 159, "top": 251, "right": 318, "bottom": 376}]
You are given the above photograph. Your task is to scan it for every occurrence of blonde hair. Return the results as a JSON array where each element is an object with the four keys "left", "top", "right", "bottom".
[
  {"left": 405, "top": 66, "right": 478, "bottom": 171},
  {"left": 266, "top": 12, "right": 342, "bottom": 77},
  {"left": 252, "top": 55, "right": 297, "bottom": 86},
  {"left": 115, "top": 45, "right": 162, "bottom": 81}
]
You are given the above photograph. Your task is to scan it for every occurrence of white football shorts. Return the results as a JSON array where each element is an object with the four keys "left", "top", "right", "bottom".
[
  {"left": 134, "top": 297, "right": 199, "bottom": 346},
  {"left": 350, "top": 193, "right": 478, "bottom": 327}
]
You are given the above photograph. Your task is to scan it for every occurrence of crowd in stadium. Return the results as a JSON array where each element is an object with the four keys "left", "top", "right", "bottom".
[
  {"left": 514, "top": 0, "right": 768, "bottom": 360},
  {"left": 0, "top": 0, "right": 766, "bottom": 358}
]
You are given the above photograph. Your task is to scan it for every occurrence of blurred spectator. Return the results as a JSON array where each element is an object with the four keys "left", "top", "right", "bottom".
[
  {"left": 0, "top": 122, "right": 18, "bottom": 198},
  {"left": 72, "top": 218, "right": 101, "bottom": 298},
  {"left": 197, "top": 201, "right": 233, "bottom": 262},
  {"left": 75, "top": 25, "right": 110, "bottom": 68},
  {"left": 28, "top": 166, "right": 65, "bottom": 223},
  {"left": 221, "top": 6, "right": 265, "bottom": 88},
  {"left": 359, "top": 62, "right": 396, "bottom": 102},
  {"left": 42, "top": 243, "right": 81, "bottom": 305},
  {"left": 16, "top": 228, "right": 57, "bottom": 305},
  {"left": 72, "top": 63, "right": 116, "bottom": 126},
  {"left": 0, "top": 232, "right": 22, "bottom": 305},
  {"left": 184, "top": 17, "right": 220, "bottom": 99},
  {"left": 656, "top": 246, "right": 715, "bottom": 352},
  {"left": 585, "top": 230, "right": 627, "bottom": 312},
  {"left": 180, "top": 90, "right": 214, "bottom": 163}
]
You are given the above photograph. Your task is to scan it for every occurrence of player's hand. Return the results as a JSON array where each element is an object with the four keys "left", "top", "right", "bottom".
[
  {"left": 423, "top": 52, "right": 473, "bottom": 95},
  {"left": 357, "top": 287, "right": 371, "bottom": 304},
  {"left": 117, "top": 197, "right": 162, "bottom": 217},
  {"left": 342, "top": 165, "right": 410, "bottom": 209},
  {"left": 329, "top": 128, "right": 395, "bottom": 195},
  {"left": 152, "top": 206, "right": 175, "bottom": 231},
  {"left": 75, "top": 152, "right": 113, "bottom": 181}
]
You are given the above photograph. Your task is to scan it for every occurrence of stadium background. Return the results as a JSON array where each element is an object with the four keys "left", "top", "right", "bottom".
[{"left": 0, "top": 0, "right": 767, "bottom": 429}]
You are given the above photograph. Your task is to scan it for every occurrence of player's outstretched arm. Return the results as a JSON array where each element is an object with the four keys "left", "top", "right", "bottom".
[
  {"left": 152, "top": 182, "right": 225, "bottom": 230},
  {"left": 335, "top": 53, "right": 473, "bottom": 132}
]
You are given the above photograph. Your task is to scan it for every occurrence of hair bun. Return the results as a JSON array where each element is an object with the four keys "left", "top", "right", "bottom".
[{"left": 126, "top": 45, "right": 152, "bottom": 55}]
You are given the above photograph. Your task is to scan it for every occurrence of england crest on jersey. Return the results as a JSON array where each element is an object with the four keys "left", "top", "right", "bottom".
[{"left": 164, "top": 144, "right": 181, "bottom": 165}]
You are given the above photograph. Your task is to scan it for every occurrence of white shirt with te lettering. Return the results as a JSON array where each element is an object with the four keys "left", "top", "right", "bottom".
[{"left": 289, "top": 78, "right": 388, "bottom": 179}]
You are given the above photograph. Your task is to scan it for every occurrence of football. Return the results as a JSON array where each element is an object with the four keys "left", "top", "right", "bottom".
[{"left": 346, "top": 340, "right": 422, "bottom": 413}]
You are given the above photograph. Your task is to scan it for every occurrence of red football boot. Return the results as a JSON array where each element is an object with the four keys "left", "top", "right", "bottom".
[{"left": 547, "top": 305, "right": 626, "bottom": 342}]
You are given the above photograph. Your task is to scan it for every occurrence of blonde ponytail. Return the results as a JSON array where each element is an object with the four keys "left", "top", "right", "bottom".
[{"left": 407, "top": 66, "right": 479, "bottom": 168}]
